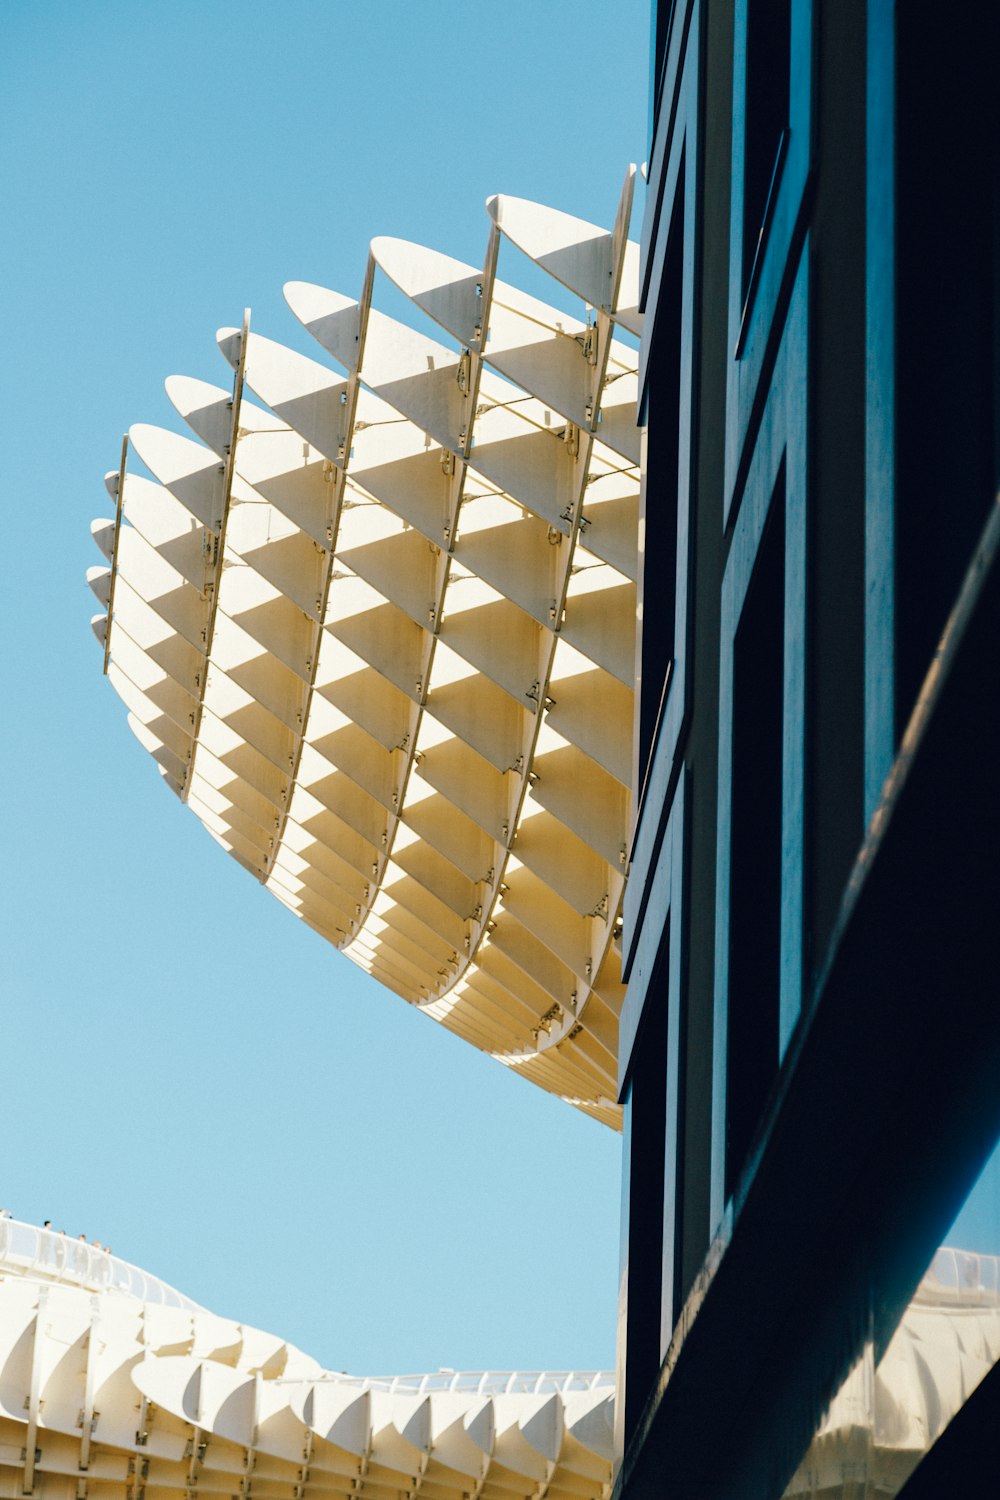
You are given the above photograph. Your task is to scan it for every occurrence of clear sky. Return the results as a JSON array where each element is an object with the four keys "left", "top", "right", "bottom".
[{"left": 0, "top": 1, "right": 648, "bottom": 1377}]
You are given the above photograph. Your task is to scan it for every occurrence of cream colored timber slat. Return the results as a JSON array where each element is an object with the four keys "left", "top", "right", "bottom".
[
  {"left": 22, "top": 1292, "right": 44, "bottom": 1495},
  {"left": 424, "top": 672, "right": 528, "bottom": 778},
  {"left": 367, "top": 239, "right": 594, "bottom": 439},
  {"left": 287, "top": 283, "right": 581, "bottom": 542},
  {"left": 268, "top": 857, "right": 366, "bottom": 938},
  {"left": 369, "top": 861, "right": 469, "bottom": 954},
  {"left": 86, "top": 564, "right": 111, "bottom": 609},
  {"left": 285, "top": 252, "right": 509, "bottom": 1001},
  {"left": 481, "top": 168, "right": 642, "bottom": 581},
  {"left": 316, "top": 660, "right": 412, "bottom": 756},
  {"left": 113, "top": 470, "right": 212, "bottom": 590},
  {"left": 560, "top": 555, "right": 636, "bottom": 687},
  {"left": 529, "top": 743, "right": 628, "bottom": 871},
  {"left": 281, "top": 816, "right": 383, "bottom": 918},
  {"left": 488, "top": 1002, "right": 620, "bottom": 1122},
  {"left": 437, "top": 583, "right": 544, "bottom": 708},
  {"left": 0, "top": 1276, "right": 625, "bottom": 1500},
  {"left": 380, "top": 301, "right": 626, "bottom": 1058},
  {"left": 102, "top": 621, "right": 198, "bottom": 734},
  {"left": 558, "top": 1016, "right": 617, "bottom": 1087},
  {"left": 220, "top": 279, "right": 449, "bottom": 966},
  {"left": 404, "top": 747, "right": 507, "bottom": 863},
  {"left": 487, "top": 888, "right": 622, "bottom": 1091},
  {"left": 450, "top": 500, "right": 564, "bottom": 631},
  {"left": 363, "top": 887, "right": 458, "bottom": 969},
  {"left": 196, "top": 669, "right": 296, "bottom": 785},
  {"left": 186, "top": 776, "right": 275, "bottom": 852},
  {"left": 480, "top": 913, "right": 578, "bottom": 1018},
  {"left": 496, "top": 1040, "right": 616, "bottom": 1111},
  {"left": 487, "top": 166, "right": 643, "bottom": 339},
  {"left": 108, "top": 667, "right": 194, "bottom": 768},
  {"left": 166, "top": 382, "right": 326, "bottom": 845},
  {"left": 422, "top": 981, "right": 530, "bottom": 1052},
  {"left": 484, "top": 171, "right": 641, "bottom": 488},
  {"left": 499, "top": 861, "right": 624, "bottom": 1070},
  {"left": 197, "top": 706, "right": 288, "bottom": 812},
  {"left": 575, "top": 470, "right": 639, "bottom": 584},
  {"left": 481, "top": 914, "right": 619, "bottom": 1095},
  {"left": 429, "top": 957, "right": 555, "bottom": 1041},
  {"left": 92, "top": 613, "right": 199, "bottom": 786},
  {"left": 500, "top": 1035, "right": 618, "bottom": 1115},
  {"left": 271, "top": 881, "right": 349, "bottom": 954},
  {"left": 343, "top": 916, "right": 457, "bottom": 995},
  {"left": 121, "top": 389, "right": 275, "bottom": 835},
  {"left": 91, "top": 185, "right": 641, "bottom": 1124},
  {"left": 191, "top": 748, "right": 286, "bottom": 851},
  {"left": 324, "top": 589, "right": 427, "bottom": 708},
  {"left": 544, "top": 641, "right": 632, "bottom": 788},
  {"left": 287, "top": 768, "right": 386, "bottom": 867},
  {"left": 428, "top": 983, "right": 536, "bottom": 1057},
  {"left": 279, "top": 872, "right": 454, "bottom": 979},
  {"left": 470, "top": 941, "right": 574, "bottom": 1029},
  {"left": 336, "top": 521, "right": 443, "bottom": 640},
  {"left": 397, "top": 780, "right": 494, "bottom": 886},
  {"left": 97, "top": 579, "right": 204, "bottom": 697},
  {"left": 388, "top": 833, "right": 483, "bottom": 929},
  {"left": 283, "top": 277, "right": 626, "bottom": 1026},
  {"left": 574, "top": 987, "right": 620, "bottom": 1067},
  {"left": 98, "top": 526, "right": 207, "bottom": 654},
  {"left": 495, "top": 1047, "right": 617, "bottom": 1125},
  {"left": 279, "top": 802, "right": 377, "bottom": 892},
  {"left": 180, "top": 310, "right": 251, "bottom": 809},
  {"left": 508, "top": 800, "right": 614, "bottom": 918},
  {"left": 269, "top": 862, "right": 385, "bottom": 949},
  {"left": 341, "top": 246, "right": 617, "bottom": 1032},
  {"left": 101, "top": 434, "right": 129, "bottom": 674},
  {"left": 532, "top": 1048, "right": 619, "bottom": 1121},
  {"left": 371, "top": 236, "right": 638, "bottom": 464},
  {"left": 294, "top": 739, "right": 396, "bottom": 852},
  {"left": 124, "top": 712, "right": 186, "bottom": 790},
  {"left": 389, "top": 528, "right": 626, "bottom": 1056}
]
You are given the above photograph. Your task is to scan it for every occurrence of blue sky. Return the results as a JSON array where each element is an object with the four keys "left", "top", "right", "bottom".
[{"left": 0, "top": 1, "right": 648, "bottom": 1376}]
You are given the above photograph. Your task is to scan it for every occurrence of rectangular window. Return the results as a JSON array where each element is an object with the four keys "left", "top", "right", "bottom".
[
  {"left": 742, "top": 0, "right": 792, "bottom": 300},
  {"left": 638, "top": 163, "right": 685, "bottom": 784},
  {"left": 726, "top": 466, "right": 785, "bottom": 1198},
  {"left": 893, "top": 10, "right": 998, "bottom": 744},
  {"left": 622, "top": 947, "right": 670, "bottom": 1444}
]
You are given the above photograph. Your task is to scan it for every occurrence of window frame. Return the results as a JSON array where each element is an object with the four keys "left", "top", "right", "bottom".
[
  {"left": 624, "top": 0, "right": 701, "bottom": 978},
  {"left": 616, "top": 769, "right": 689, "bottom": 1461},
  {"left": 711, "top": 249, "right": 809, "bottom": 1232},
  {"left": 724, "top": 0, "right": 814, "bottom": 527}
]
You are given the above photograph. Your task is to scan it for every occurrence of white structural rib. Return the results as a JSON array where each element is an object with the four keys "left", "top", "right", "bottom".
[
  {"left": 90, "top": 171, "right": 645, "bottom": 1129},
  {"left": 0, "top": 1221, "right": 615, "bottom": 1500}
]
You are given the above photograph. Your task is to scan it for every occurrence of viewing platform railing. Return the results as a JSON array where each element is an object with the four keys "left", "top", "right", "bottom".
[
  {"left": 309, "top": 1369, "right": 615, "bottom": 1394},
  {"left": 0, "top": 1216, "right": 202, "bottom": 1310},
  {"left": 0, "top": 1219, "right": 614, "bottom": 1393}
]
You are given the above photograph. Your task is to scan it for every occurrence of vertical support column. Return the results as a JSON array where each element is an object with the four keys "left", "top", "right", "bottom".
[{"left": 864, "top": 0, "right": 896, "bottom": 823}]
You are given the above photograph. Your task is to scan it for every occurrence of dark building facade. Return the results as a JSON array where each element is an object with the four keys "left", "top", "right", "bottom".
[{"left": 617, "top": 3, "right": 1000, "bottom": 1497}]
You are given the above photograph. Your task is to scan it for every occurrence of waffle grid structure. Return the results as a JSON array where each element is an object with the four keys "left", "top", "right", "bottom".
[
  {"left": 0, "top": 1221, "right": 615, "bottom": 1500},
  {"left": 89, "top": 172, "right": 645, "bottom": 1129}
]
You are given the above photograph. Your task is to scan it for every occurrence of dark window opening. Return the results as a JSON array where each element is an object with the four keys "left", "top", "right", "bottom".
[
  {"left": 649, "top": 0, "right": 679, "bottom": 147},
  {"left": 623, "top": 934, "right": 671, "bottom": 1443},
  {"left": 893, "top": 7, "right": 999, "bottom": 743},
  {"left": 742, "top": 0, "right": 792, "bottom": 299},
  {"left": 638, "top": 161, "right": 685, "bottom": 784},
  {"left": 726, "top": 468, "right": 785, "bottom": 1199}
]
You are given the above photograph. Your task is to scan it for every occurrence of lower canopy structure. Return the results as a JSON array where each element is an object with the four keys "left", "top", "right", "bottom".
[
  {"left": 89, "top": 172, "right": 646, "bottom": 1130},
  {"left": 0, "top": 1221, "right": 614, "bottom": 1500},
  {"left": 2, "top": 1223, "right": 995, "bottom": 1500}
]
